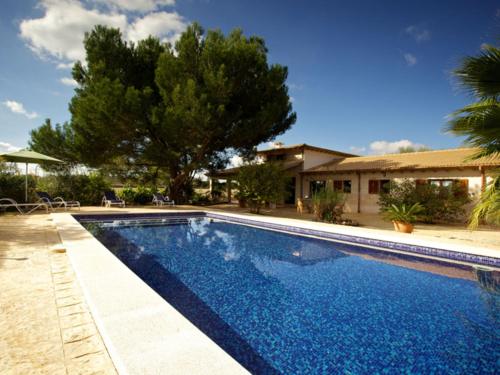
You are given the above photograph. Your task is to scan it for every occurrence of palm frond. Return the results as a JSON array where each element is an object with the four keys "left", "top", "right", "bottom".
[
  {"left": 468, "top": 174, "right": 500, "bottom": 229},
  {"left": 446, "top": 98, "right": 500, "bottom": 159},
  {"left": 454, "top": 45, "right": 500, "bottom": 99}
]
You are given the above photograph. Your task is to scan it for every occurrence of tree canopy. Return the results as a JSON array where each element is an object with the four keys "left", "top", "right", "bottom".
[
  {"left": 30, "top": 24, "right": 296, "bottom": 200},
  {"left": 397, "top": 146, "right": 431, "bottom": 153}
]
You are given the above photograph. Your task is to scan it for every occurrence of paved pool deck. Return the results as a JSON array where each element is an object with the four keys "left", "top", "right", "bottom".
[
  {"left": 0, "top": 214, "right": 116, "bottom": 375},
  {"left": 1, "top": 205, "right": 498, "bottom": 374}
]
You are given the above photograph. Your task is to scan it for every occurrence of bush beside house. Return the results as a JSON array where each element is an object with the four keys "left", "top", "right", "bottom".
[
  {"left": 378, "top": 179, "right": 470, "bottom": 223},
  {"left": 236, "top": 163, "right": 287, "bottom": 213}
]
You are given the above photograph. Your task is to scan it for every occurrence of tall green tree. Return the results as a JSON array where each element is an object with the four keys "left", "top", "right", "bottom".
[
  {"left": 446, "top": 44, "right": 500, "bottom": 228},
  {"left": 30, "top": 24, "right": 296, "bottom": 201},
  {"left": 29, "top": 119, "right": 77, "bottom": 172}
]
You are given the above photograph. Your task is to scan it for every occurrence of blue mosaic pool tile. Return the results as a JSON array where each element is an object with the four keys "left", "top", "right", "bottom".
[
  {"left": 82, "top": 217, "right": 500, "bottom": 374},
  {"left": 205, "top": 213, "right": 500, "bottom": 268},
  {"left": 73, "top": 211, "right": 499, "bottom": 267}
]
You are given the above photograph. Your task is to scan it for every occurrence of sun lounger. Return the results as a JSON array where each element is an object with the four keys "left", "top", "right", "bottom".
[
  {"left": 152, "top": 193, "right": 175, "bottom": 206},
  {"left": 0, "top": 198, "right": 49, "bottom": 214},
  {"left": 37, "top": 191, "right": 80, "bottom": 211},
  {"left": 102, "top": 191, "right": 126, "bottom": 208}
]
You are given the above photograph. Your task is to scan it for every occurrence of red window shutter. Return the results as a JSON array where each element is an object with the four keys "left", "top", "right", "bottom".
[
  {"left": 454, "top": 179, "right": 469, "bottom": 197},
  {"left": 333, "top": 180, "right": 342, "bottom": 191},
  {"left": 416, "top": 179, "right": 427, "bottom": 186},
  {"left": 368, "top": 180, "right": 379, "bottom": 194}
]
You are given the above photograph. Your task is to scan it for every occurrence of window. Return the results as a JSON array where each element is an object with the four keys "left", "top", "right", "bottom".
[
  {"left": 427, "top": 179, "right": 469, "bottom": 197},
  {"left": 310, "top": 180, "right": 326, "bottom": 196},
  {"left": 268, "top": 154, "right": 285, "bottom": 161},
  {"left": 343, "top": 180, "right": 352, "bottom": 193},
  {"left": 368, "top": 179, "right": 391, "bottom": 194},
  {"left": 333, "top": 180, "right": 351, "bottom": 193},
  {"left": 381, "top": 179, "right": 390, "bottom": 194}
]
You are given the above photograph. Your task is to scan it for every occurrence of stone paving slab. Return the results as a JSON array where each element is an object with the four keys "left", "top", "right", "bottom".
[{"left": 0, "top": 214, "right": 116, "bottom": 375}]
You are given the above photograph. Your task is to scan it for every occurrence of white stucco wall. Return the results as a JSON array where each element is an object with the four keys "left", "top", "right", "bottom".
[
  {"left": 302, "top": 150, "right": 339, "bottom": 170},
  {"left": 301, "top": 168, "right": 490, "bottom": 214}
]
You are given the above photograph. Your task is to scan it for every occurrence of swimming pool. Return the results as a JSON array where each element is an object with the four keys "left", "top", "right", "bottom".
[{"left": 82, "top": 215, "right": 499, "bottom": 374}]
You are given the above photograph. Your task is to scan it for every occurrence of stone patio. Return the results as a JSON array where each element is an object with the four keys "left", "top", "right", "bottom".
[{"left": 0, "top": 214, "right": 116, "bottom": 375}]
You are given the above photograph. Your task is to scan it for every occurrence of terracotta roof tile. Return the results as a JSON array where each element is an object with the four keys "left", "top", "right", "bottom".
[{"left": 304, "top": 148, "right": 500, "bottom": 173}]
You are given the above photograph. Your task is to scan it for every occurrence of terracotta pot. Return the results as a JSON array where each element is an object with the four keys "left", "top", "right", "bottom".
[{"left": 393, "top": 221, "right": 414, "bottom": 233}]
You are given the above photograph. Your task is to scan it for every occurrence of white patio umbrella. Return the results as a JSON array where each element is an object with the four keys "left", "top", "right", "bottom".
[{"left": 0, "top": 150, "right": 64, "bottom": 202}]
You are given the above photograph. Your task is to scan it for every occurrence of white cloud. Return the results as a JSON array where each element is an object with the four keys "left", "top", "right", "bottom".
[
  {"left": 60, "top": 77, "right": 78, "bottom": 86},
  {"left": 405, "top": 25, "right": 431, "bottom": 43},
  {"left": 56, "top": 62, "right": 74, "bottom": 69},
  {"left": 20, "top": 0, "right": 127, "bottom": 62},
  {"left": 94, "top": 0, "right": 175, "bottom": 13},
  {"left": 369, "top": 140, "right": 427, "bottom": 155},
  {"left": 2, "top": 100, "right": 38, "bottom": 119},
  {"left": 403, "top": 53, "right": 417, "bottom": 66},
  {"left": 0, "top": 142, "right": 21, "bottom": 153},
  {"left": 127, "top": 11, "right": 185, "bottom": 43},
  {"left": 19, "top": 0, "right": 187, "bottom": 66},
  {"left": 349, "top": 146, "right": 366, "bottom": 154},
  {"left": 267, "top": 141, "right": 285, "bottom": 149}
]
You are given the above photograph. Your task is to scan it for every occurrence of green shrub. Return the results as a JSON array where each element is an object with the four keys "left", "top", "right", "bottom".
[
  {"left": 119, "top": 185, "right": 155, "bottom": 205},
  {"left": 37, "top": 172, "right": 111, "bottom": 205},
  {"left": 119, "top": 186, "right": 136, "bottom": 205},
  {"left": 378, "top": 179, "right": 471, "bottom": 223},
  {"left": 0, "top": 173, "right": 37, "bottom": 202},
  {"left": 191, "top": 192, "right": 211, "bottom": 205},
  {"left": 382, "top": 202, "right": 424, "bottom": 224},
  {"left": 133, "top": 186, "right": 154, "bottom": 205},
  {"left": 311, "top": 188, "right": 346, "bottom": 222},
  {"left": 236, "top": 163, "right": 286, "bottom": 213}
]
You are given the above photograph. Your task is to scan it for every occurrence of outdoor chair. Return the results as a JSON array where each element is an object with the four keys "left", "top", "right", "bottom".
[
  {"left": 36, "top": 191, "right": 80, "bottom": 211},
  {"left": 102, "top": 191, "right": 126, "bottom": 208},
  {"left": 0, "top": 198, "right": 49, "bottom": 215},
  {"left": 152, "top": 193, "right": 175, "bottom": 206}
]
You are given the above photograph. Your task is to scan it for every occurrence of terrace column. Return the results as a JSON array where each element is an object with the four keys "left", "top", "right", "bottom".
[
  {"left": 480, "top": 166, "right": 486, "bottom": 192},
  {"left": 356, "top": 171, "right": 361, "bottom": 213},
  {"left": 227, "top": 179, "right": 232, "bottom": 203}
]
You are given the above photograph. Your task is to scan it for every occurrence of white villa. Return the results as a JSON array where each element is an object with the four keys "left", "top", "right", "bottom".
[{"left": 210, "top": 143, "right": 500, "bottom": 213}]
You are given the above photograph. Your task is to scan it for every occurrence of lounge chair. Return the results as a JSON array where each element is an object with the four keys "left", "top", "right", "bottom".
[
  {"left": 152, "top": 193, "right": 175, "bottom": 206},
  {"left": 37, "top": 191, "right": 80, "bottom": 211},
  {"left": 102, "top": 191, "right": 125, "bottom": 208},
  {"left": 0, "top": 198, "right": 49, "bottom": 215}
]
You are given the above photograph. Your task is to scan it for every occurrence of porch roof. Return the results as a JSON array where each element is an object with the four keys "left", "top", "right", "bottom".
[{"left": 209, "top": 160, "right": 304, "bottom": 179}]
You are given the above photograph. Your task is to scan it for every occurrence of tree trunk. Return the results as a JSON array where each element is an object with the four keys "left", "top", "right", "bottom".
[{"left": 168, "top": 172, "right": 192, "bottom": 204}]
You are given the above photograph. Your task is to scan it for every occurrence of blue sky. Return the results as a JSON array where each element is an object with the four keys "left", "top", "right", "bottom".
[{"left": 0, "top": 0, "right": 498, "bottom": 156}]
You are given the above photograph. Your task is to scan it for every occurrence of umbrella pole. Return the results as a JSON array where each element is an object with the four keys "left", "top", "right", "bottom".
[{"left": 25, "top": 163, "right": 28, "bottom": 202}]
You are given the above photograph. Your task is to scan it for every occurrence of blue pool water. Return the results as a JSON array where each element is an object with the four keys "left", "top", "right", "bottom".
[{"left": 84, "top": 217, "right": 499, "bottom": 374}]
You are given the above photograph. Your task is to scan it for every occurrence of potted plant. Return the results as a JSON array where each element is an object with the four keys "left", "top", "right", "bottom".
[{"left": 382, "top": 202, "right": 424, "bottom": 233}]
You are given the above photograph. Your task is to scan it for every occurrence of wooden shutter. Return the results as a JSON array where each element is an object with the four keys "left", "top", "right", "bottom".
[
  {"left": 415, "top": 179, "right": 427, "bottom": 186},
  {"left": 455, "top": 179, "right": 469, "bottom": 197},
  {"left": 368, "top": 180, "right": 379, "bottom": 194},
  {"left": 333, "top": 180, "right": 343, "bottom": 191}
]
